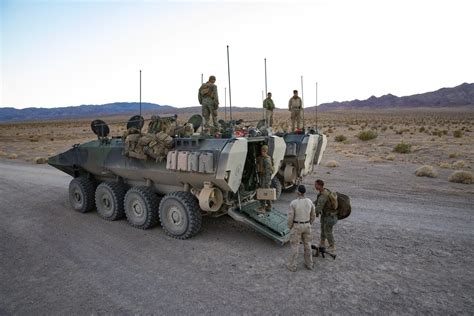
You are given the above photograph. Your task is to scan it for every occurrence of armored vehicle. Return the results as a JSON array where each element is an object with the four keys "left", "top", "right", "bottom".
[
  {"left": 49, "top": 115, "right": 293, "bottom": 243},
  {"left": 273, "top": 130, "right": 327, "bottom": 195}
]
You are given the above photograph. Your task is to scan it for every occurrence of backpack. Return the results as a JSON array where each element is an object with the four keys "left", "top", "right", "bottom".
[
  {"left": 335, "top": 192, "right": 351, "bottom": 220},
  {"left": 199, "top": 83, "right": 213, "bottom": 97}
]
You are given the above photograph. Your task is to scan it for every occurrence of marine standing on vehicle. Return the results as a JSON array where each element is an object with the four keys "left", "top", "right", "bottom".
[
  {"left": 286, "top": 185, "right": 316, "bottom": 272},
  {"left": 314, "top": 179, "right": 338, "bottom": 253},
  {"left": 256, "top": 145, "right": 274, "bottom": 214},
  {"left": 262, "top": 92, "right": 275, "bottom": 127},
  {"left": 288, "top": 90, "right": 302, "bottom": 131},
  {"left": 198, "top": 75, "right": 219, "bottom": 128}
]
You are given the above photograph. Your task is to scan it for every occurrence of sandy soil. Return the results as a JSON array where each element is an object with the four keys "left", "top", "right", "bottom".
[{"left": 0, "top": 114, "right": 473, "bottom": 313}]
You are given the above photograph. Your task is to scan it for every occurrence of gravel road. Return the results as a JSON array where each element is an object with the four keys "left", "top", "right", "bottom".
[{"left": 0, "top": 157, "right": 473, "bottom": 315}]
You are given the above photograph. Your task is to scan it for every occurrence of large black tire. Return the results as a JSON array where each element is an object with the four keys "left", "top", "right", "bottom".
[
  {"left": 69, "top": 177, "right": 95, "bottom": 213},
  {"left": 124, "top": 186, "right": 160, "bottom": 229},
  {"left": 95, "top": 182, "right": 125, "bottom": 221},
  {"left": 159, "top": 191, "right": 202, "bottom": 240},
  {"left": 271, "top": 178, "right": 282, "bottom": 199}
]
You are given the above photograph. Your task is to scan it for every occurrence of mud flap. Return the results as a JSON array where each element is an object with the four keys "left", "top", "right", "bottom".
[{"left": 227, "top": 201, "right": 290, "bottom": 245}]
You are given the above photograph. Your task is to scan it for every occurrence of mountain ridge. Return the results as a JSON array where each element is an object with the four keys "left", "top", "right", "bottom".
[{"left": 1, "top": 83, "right": 473, "bottom": 122}]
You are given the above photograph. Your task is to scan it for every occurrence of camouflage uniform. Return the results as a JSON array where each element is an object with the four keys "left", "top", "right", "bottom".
[
  {"left": 198, "top": 81, "right": 219, "bottom": 127},
  {"left": 314, "top": 188, "right": 338, "bottom": 250},
  {"left": 262, "top": 97, "right": 275, "bottom": 127},
  {"left": 257, "top": 153, "right": 273, "bottom": 211},
  {"left": 287, "top": 196, "right": 316, "bottom": 271},
  {"left": 288, "top": 96, "right": 302, "bottom": 131}
]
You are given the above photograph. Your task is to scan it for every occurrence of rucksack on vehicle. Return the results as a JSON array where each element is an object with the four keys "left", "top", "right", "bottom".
[{"left": 335, "top": 192, "right": 351, "bottom": 220}]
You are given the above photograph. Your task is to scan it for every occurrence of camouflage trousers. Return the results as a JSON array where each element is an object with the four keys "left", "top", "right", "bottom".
[
  {"left": 258, "top": 178, "right": 272, "bottom": 210},
  {"left": 265, "top": 109, "right": 273, "bottom": 127},
  {"left": 290, "top": 110, "right": 301, "bottom": 131},
  {"left": 288, "top": 223, "right": 313, "bottom": 269},
  {"left": 202, "top": 102, "right": 218, "bottom": 127},
  {"left": 320, "top": 215, "right": 337, "bottom": 247}
]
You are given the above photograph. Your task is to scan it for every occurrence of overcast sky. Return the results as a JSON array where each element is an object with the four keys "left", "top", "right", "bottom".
[{"left": 1, "top": 0, "right": 473, "bottom": 109}]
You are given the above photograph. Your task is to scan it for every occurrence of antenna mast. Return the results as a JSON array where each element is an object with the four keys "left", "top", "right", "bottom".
[
  {"left": 301, "top": 75, "right": 305, "bottom": 130},
  {"left": 315, "top": 82, "right": 318, "bottom": 129},
  {"left": 201, "top": 73, "right": 203, "bottom": 84},
  {"left": 227, "top": 45, "right": 232, "bottom": 120},
  {"left": 225, "top": 87, "right": 227, "bottom": 120},
  {"left": 139, "top": 70, "right": 142, "bottom": 116}
]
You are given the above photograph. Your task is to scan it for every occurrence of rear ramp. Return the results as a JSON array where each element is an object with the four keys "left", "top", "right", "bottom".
[{"left": 227, "top": 201, "right": 290, "bottom": 245}]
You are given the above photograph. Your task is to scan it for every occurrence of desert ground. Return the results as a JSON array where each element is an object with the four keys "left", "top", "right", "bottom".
[{"left": 0, "top": 109, "right": 473, "bottom": 314}]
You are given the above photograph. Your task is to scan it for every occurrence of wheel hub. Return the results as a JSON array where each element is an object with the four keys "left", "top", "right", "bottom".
[
  {"left": 74, "top": 191, "right": 82, "bottom": 203},
  {"left": 132, "top": 201, "right": 144, "bottom": 217},
  {"left": 169, "top": 206, "right": 182, "bottom": 225},
  {"left": 102, "top": 196, "right": 111, "bottom": 208}
]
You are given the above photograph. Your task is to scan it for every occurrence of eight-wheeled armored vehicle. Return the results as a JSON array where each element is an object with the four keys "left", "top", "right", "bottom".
[{"left": 48, "top": 115, "right": 327, "bottom": 244}]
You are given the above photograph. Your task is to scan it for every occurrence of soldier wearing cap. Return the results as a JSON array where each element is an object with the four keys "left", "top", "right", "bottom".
[
  {"left": 198, "top": 75, "right": 219, "bottom": 128},
  {"left": 286, "top": 184, "right": 316, "bottom": 272},
  {"left": 262, "top": 92, "right": 275, "bottom": 127},
  {"left": 288, "top": 90, "right": 302, "bottom": 131},
  {"left": 256, "top": 144, "right": 274, "bottom": 214}
]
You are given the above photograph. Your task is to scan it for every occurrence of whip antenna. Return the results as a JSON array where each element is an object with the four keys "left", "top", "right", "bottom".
[
  {"left": 227, "top": 45, "right": 232, "bottom": 120},
  {"left": 139, "top": 70, "right": 142, "bottom": 116},
  {"left": 301, "top": 75, "right": 305, "bottom": 130},
  {"left": 315, "top": 82, "right": 318, "bottom": 129}
]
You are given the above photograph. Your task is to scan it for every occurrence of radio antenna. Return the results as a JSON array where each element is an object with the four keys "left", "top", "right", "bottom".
[
  {"left": 139, "top": 70, "right": 142, "bottom": 116},
  {"left": 301, "top": 75, "right": 305, "bottom": 130},
  {"left": 227, "top": 45, "right": 232, "bottom": 120}
]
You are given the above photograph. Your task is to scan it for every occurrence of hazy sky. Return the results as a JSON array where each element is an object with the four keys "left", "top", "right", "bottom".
[{"left": 1, "top": 0, "right": 473, "bottom": 109}]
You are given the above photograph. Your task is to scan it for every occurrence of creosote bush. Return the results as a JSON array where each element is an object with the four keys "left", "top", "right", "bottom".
[
  {"left": 448, "top": 171, "right": 473, "bottom": 184},
  {"left": 393, "top": 142, "right": 411, "bottom": 153},
  {"left": 335, "top": 134, "right": 347, "bottom": 142},
  {"left": 357, "top": 130, "right": 378, "bottom": 141},
  {"left": 415, "top": 165, "right": 438, "bottom": 178},
  {"left": 453, "top": 130, "right": 462, "bottom": 138}
]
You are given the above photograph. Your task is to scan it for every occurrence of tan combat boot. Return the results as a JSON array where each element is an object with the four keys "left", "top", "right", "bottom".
[{"left": 327, "top": 245, "right": 336, "bottom": 253}]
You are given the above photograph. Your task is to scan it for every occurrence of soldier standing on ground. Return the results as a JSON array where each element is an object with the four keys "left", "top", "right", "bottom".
[
  {"left": 287, "top": 185, "right": 316, "bottom": 272},
  {"left": 262, "top": 92, "right": 275, "bottom": 127},
  {"left": 288, "top": 90, "right": 302, "bottom": 131},
  {"left": 198, "top": 75, "right": 219, "bottom": 128},
  {"left": 256, "top": 145, "right": 273, "bottom": 214},
  {"left": 314, "top": 179, "right": 338, "bottom": 253}
]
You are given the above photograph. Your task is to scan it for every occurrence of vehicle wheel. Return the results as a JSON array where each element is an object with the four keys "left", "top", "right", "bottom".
[
  {"left": 159, "top": 191, "right": 202, "bottom": 240},
  {"left": 124, "top": 186, "right": 160, "bottom": 229},
  {"left": 69, "top": 176, "right": 95, "bottom": 213},
  {"left": 282, "top": 183, "right": 297, "bottom": 193},
  {"left": 271, "top": 178, "right": 282, "bottom": 199},
  {"left": 95, "top": 182, "right": 125, "bottom": 221}
]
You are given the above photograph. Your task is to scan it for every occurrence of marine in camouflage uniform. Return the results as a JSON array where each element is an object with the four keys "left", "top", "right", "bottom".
[
  {"left": 314, "top": 179, "right": 338, "bottom": 252},
  {"left": 288, "top": 90, "right": 302, "bottom": 131},
  {"left": 198, "top": 75, "right": 219, "bottom": 128},
  {"left": 286, "top": 185, "right": 316, "bottom": 272},
  {"left": 256, "top": 145, "right": 273, "bottom": 213},
  {"left": 262, "top": 92, "right": 275, "bottom": 127}
]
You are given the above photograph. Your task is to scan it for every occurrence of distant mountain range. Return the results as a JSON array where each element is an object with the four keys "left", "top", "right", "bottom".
[
  {"left": 1, "top": 83, "right": 472, "bottom": 122},
  {"left": 315, "top": 82, "right": 474, "bottom": 110}
]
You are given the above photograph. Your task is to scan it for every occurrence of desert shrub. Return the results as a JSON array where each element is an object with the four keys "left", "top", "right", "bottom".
[
  {"left": 385, "top": 154, "right": 395, "bottom": 161},
  {"left": 381, "top": 126, "right": 387, "bottom": 132},
  {"left": 335, "top": 135, "right": 347, "bottom": 142},
  {"left": 448, "top": 171, "right": 473, "bottom": 184},
  {"left": 452, "top": 160, "right": 465, "bottom": 169},
  {"left": 389, "top": 125, "right": 394, "bottom": 130},
  {"left": 34, "top": 157, "right": 48, "bottom": 164},
  {"left": 326, "top": 128, "right": 334, "bottom": 134},
  {"left": 393, "top": 142, "right": 411, "bottom": 153},
  {"left": 448, "top": 152, "right": 459, "bottom": 158},
  {"left": 357, "top": 130, "right": 378, "bottom": 141},
  {"left": 453, "top": 130, "right": 462, "bottom": 138},
  {"left": 439, "top": 162, "right": 450, "bottom": 169},
  {"left": 8, "top": 153, "right": 18, "bottom": 159},
  {"left": 348, "top": 126, "right": 355, "bottom": 131},
  {"left": 325, "top": 160, "right": 340, "bottom": 168},
  {"left": 415, "top": 165, "right": 438, "bottom": 178},
  {"left": 419, "top": 126, "right": 425, "bottom": 133}
]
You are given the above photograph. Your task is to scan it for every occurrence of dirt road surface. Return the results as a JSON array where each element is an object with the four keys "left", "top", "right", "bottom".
[{"left": 0, "top": 157, "right": 473, "bottom": 314}]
